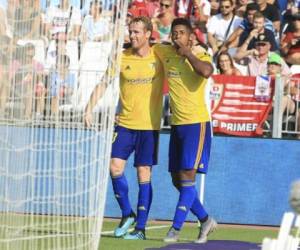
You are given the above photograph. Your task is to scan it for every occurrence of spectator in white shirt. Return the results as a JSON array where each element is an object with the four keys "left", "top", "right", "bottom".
[
  {"left": 207, "top": 0, "right": 242, "bottom": 56},
  {"left": 44, "top": 0, "right": 82, "bottom": 40},
  {"left": 80, "top": 0, "right": 110, "bottom": 43}
]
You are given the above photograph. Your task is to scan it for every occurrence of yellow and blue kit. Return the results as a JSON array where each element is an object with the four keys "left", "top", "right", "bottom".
[
  {"left": 111, "top": 47, "right": 164, "bottom": 166},
  {"left": 153, "top": 44, "right": 212, "bottom": 173}
]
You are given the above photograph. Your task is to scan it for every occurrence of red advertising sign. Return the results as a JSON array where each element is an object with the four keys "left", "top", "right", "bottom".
[{"left": 211, "top": 75, "right": 274, "bottom": 136}]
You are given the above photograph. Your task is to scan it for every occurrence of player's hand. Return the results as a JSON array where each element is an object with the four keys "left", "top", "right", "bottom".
[
  {"left": 114, "top": 115, "right": 120, "bottom": 125},
  {"left": 174, "top": 40, "right": 192, "bottom": 57},
  {"left": 84, "top": 112, "right": 93, "bottom": 128},
  {"left": 290, "top": 180, "right": 300, "bottom": 214}
]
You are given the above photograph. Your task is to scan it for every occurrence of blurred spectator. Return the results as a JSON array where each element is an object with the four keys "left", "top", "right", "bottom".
[
  {"left": 255, "top": 0, "right": 280, "bottom": 32},
  {"left": 281, "top": 13, "right": 300, "bottom": 65},
  {"left": 124, "top": 10, "right": 133, "bottom": 43},
  {"left": 207, "top": 0, "right": 242, "bottom": 56},
  {"left": 288, "top": 75, "right": 300, "bottom": 138},
  {"left": 45, "top": 37, "right": 78, "bottom": 70},
  {"left": 49, "top": 54, "right": 75, "bottom": 117},
  {"left": 146, "top": 0, "right": 160, "bottom": 18},
  {"left": 235, "top": 33, "right": 291, "bottom": 76},
  {"left": 11, "top": 0, "right": 41, "bottom": 40},
  {"left": 152, "top": 0, "right": 174, "bottom": 42},
  {"left": 224, "top": 3, "right": 274, "bottom": 51},
  {"left": 10, "top": 43, "right": 45, "bottom": 119},
  {"left": 0, "top": 35, "right": 10, "bottom": 116},
  {"left": 44, "top": 0, "right": 82, "bottom": 40},
  {"left": 281, "top": 0, "right": 299, "bottom": 34},
  {"left": 210, "top": 0, "right": 220, "bottom": 15},
  {"left": 129, "top": 0, "right": 150, "bottom": 17},
  {"left": 267, "top": 53, "right": 300, "bottom": 137},
  {"left": 235, "top": 0, "right": 249, "bottom": 17},
  {"left": 80, "top": 0, "right": 110, "bottom": 43},
  {"left": 0, "top": 0, "right": 19, "bottom": 38},
  {"left": 173, "top": 0, "right": 211, "bottom": 25},
  {"left": 237, "top": 12, "right": 278, "bottom": 52},
  {"left": 217, "top": 51, "right": 242, "bottom": 75}
]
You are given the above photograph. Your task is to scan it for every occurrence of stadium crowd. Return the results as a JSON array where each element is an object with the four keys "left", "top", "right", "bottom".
[{"left": 0, "top": 0, "right": 299, "bottom": 138}]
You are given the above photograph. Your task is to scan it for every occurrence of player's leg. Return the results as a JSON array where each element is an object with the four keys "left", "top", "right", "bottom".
[
  {"left": 171, "top": 173, "right": 209, "bottom": 227},
  {"left": 193, "top": 122, "right": 217, "bottom": 243},
  {"left": 123, "top": 130, "right": 158, "bottom": 240},
  {"left": 111, "top": 126, "right": 136, "bottom": 237},
  {"left": 164, "top": 169, "right": 197, "bottom": 243},
  {"left": 123, "top": 166, "right": 151, "bottom": 240},
  {"left": 164, "top": 123, "right": 216, "bottom": 243}
]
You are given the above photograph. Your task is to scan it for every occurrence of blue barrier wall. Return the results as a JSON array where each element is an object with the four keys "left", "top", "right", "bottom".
[
  {"left": 105, "top": 134, "right": 300, "bottom": 226},
  {"left": 0, "top": 127, "right": 299, "bottom": 226}
]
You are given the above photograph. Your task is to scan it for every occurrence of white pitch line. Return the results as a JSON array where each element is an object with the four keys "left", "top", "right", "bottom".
[{"left": 101, "top": 225, "right": 169, "bottom": 235}]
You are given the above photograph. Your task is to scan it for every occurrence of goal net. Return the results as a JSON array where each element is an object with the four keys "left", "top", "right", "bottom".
[{"left": 0, "top": 0, "right": 127, "bottom": 249}]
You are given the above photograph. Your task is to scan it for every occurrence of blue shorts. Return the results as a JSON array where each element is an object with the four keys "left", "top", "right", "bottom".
[
  {"left": 169, "top": 122, "right": 211, "bottom": 174},
  {"left": 111, "top": 126, "right": 159, "bottom": 166}
]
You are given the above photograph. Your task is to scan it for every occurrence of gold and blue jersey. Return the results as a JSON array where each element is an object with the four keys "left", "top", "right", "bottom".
[
  {"left": 118, "top": 47, "right": 164, "bottom": 130},
  {"left": 153, "top": 44, "right": 211, "bottom": 125}
]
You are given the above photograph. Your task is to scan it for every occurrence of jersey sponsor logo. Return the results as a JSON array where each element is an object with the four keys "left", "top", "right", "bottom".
[
  {"left": 115, "top": 194, "right": 121, "bottom": 198},
  {"left": 125, "top": 65, "right": 131, "bottom": 70},
  {"left": 127, "top": 77, "right": 154, "bottom": 84},
  {"left": 167, "top": 70, "right": 181, "bottom": 78},
  {"left": 178, "top": 206, "right": 187, "bottom": 212}
]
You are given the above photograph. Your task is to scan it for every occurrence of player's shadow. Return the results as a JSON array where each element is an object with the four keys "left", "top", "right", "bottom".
[{"left": 145, "top": 240, "right": 260, "bottom": 250}]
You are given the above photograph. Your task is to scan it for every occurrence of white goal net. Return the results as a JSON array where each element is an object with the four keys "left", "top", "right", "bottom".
[{"left": 0, "top": 0, "right": 127, "bottom": 249}]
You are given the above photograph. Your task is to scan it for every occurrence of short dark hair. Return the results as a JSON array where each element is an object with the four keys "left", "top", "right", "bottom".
[
  {"left": 129, "top": 16, "right": 153, "bottom": 32},
  {"left": 220, "top": 0, "right": 234, "bottom": 6},
  {"left": 245, "top": 2, "right": 259, "bottom": 13},
  {"left": 171, "top": 18, "right": 192, "bottom": 32}
]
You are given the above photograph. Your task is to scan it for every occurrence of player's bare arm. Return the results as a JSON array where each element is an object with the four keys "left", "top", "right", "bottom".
[{"left": 84, "top": 79, "right": 108, "bottom": 127}]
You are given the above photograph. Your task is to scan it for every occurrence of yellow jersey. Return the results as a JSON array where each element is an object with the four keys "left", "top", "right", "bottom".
[
  {"left": 153, "top": 44, "right": 211, "bottom": 125},
  {"left": 118, "top": 47, "right": 164, "bottom": 130}
]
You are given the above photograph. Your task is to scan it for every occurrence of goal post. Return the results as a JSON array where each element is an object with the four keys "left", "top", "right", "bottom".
[{"left": 0, "top": 0, "right": 128, "bottom": 249}]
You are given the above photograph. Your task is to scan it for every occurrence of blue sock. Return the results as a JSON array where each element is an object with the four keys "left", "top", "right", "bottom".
[
  {"left": 190, "top": 193, "right": 208, "bottom": 222},
  {"left": 136, "top": 181, "right": 152, "bottom": 230},
  {"left": 172, "top": 180, "right": 197, "bottom": 230},
  {"left": 111, "top": 174, "right": 132, "bottom": 217}
]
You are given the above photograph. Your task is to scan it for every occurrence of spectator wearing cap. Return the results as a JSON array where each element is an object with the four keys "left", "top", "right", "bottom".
[
  {"left": 281, "top": 13, "right": 300, "bottom": 65},
  {"left": 237, "top": 12, "right": 278, "bottom": 52},
  {"left": 267, "top": 53, "right": 300, "bottom": 137},
  {"left": 235, "top": 33, "right": 291, "bottom": 76},
  {"left": 222, "top": 3, "right": 274, "bottom": 52},
  {"left": 255, "top": 0, "right": 280, "bottom": 33}
]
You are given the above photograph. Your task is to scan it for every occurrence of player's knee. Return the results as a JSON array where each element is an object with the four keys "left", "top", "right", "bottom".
[
  {"left": 137, "top": 166, "right": 151, "bottom": 183},
  {"left": 110, "top": 159, "right": 125, "bottom": 176}
]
